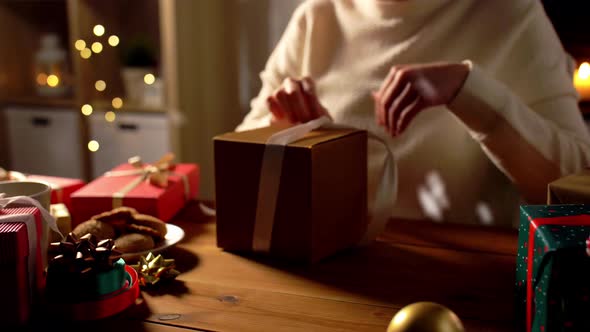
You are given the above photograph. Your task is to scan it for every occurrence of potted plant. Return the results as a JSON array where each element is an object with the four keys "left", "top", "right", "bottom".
[{"left": 120, "top": 37, "right": 158, "bottom": 105}]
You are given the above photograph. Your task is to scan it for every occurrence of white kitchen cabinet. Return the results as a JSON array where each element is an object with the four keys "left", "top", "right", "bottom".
[
  {"left": 89, "top": 111, "right": 171, "bottom": 177},
  {"left": 4, "top": 107, "right": 84, "bottom": 178}
]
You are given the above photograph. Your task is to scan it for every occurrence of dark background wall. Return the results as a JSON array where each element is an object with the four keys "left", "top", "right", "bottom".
[{"left": 542, "top": 0, "right": 590, "bottom": 59}]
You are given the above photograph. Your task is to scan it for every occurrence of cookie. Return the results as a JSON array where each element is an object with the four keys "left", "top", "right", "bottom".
[
  {"left": 72, "top": 220, "right": 116, "bottom": 241},
  {"left": 92, "top": 206, "right": 138, "bottom": 230},
  {"left": 130, "top": 214, "right": 168, "bottom": 238},
  {"left": 114, "top": 233, "right": 155, "bottom": 253}
]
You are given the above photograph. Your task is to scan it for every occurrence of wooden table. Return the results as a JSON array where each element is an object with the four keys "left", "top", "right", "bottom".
[{"left": 39, "top": 201, "right": 520, "bottom": 331}]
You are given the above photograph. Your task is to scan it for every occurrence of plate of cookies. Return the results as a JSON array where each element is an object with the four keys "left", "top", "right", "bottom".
[{"left": 71, "top": 207, "right": 185, "bottom": 261}]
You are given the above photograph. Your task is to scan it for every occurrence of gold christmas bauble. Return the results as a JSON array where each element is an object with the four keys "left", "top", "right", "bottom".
[{"left": 387, "top": 302, "right": 465, "bottom": 332}]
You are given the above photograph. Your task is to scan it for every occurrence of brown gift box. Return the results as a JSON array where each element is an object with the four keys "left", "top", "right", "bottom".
[
  {"left": 214, "top": 126, "right": 367, "bottom": 263},
  {"left": 548, "top": 169, "right": 590, "bottom": 204}
]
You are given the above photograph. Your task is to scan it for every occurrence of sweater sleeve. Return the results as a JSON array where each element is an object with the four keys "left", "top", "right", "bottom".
[
  {"left": 448, "top": 60, "right": 590, "bottom": 203},
  {"left": 235, "top": 3, "right": 308, "bottom": 132}
]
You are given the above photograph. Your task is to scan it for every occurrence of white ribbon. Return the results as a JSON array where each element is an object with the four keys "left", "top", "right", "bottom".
[
  {"left": 0, "top": 195, "right": 63, "bottom": 301},
  {"left": 252, "top": 116, "right": 397, "bottom": 252}
]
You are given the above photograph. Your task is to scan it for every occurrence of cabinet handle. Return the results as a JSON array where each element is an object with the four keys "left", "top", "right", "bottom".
[
  {"left": 118, "top": 123, "right": 138, "bottom": 131},
  {"left": 31, "top": 117, "right": 51, "bottom": 127}
]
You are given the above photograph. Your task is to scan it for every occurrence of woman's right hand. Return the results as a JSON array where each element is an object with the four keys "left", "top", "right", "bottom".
[{"left": 267, "top": 77, "right": 330, "bottom": 125}]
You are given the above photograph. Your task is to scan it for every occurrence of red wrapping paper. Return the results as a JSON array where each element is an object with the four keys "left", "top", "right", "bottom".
[
  {"left": 70, "top": 163, "right": 199, "bottom": 226},
  {"left": 0, "top": 207, "right": 44, "bottom": 325}
]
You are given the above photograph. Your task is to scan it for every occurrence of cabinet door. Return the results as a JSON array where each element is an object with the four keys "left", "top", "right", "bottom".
[
  {"left": 4, "top": 107, "right": 83, "bottom": 178},
  {"left": 89, "top": 112, "right": 171, "bottom": 177}
]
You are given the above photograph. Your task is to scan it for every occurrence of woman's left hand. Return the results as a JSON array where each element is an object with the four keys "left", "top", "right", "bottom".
[{"left": 373, "top": 62, "right": 470, "bottom": 136}]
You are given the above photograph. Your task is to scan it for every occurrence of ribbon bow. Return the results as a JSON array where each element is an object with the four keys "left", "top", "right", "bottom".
[{"left": 126, "top": 153, "right": 176, "bottom": 187}]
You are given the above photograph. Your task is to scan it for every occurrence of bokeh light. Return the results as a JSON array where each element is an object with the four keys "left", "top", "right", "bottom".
[
  {"left": 112, "top": 97, "right": 123, "bottom": 109},
  {"left": 95, "top": 80, "right": 106, "bottom": 92},
  {"left": 108, "top": 35, "right": 120, "bottom": 47},
  {"left": 88, "top": 140, "right": 100, "bottom": 152},
  {"left": 105, "top": 111, "right": 116, "bottom": 122},
  {"left": 144, "top": 73, "right": 155, "bottom": 85},
  {"left": 91, "top": 42, "right": 103, "bottom": 54},
  {"left": 46, "top": 75, "right": 59, "bottom": 87},
  {"left": 81, "top": 104, "right": 93, "bottom": 116},
  {"left": 93, "top": 25, "right": 105, "bottom": 37},
  {"left": 81, "top": 48, "right": 92, "bottom": 59},
  {"left": 74, "top": 40, "right": 86, "bottom": 51}
]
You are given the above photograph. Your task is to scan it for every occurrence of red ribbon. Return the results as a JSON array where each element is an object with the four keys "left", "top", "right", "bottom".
[{"left": 526, "top": 214, "right": 590, "bottom": 332}]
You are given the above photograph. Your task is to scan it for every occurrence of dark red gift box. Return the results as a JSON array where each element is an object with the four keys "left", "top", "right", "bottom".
[
  {"left": 0, "top": 207, "right": 44, "bottom": 325},
  {"left": 70, "top": 163, "right": 199, "bottom": 226}
]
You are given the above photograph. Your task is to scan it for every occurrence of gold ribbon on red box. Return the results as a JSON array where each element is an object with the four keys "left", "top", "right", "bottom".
[{"left": 104, "top": 153, "right": 190, "bottom": 209}]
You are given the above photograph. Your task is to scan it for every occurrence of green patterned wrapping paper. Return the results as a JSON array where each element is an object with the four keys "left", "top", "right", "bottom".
[{"left": 516, "top": 205, "right": 590, "bottom": 332}]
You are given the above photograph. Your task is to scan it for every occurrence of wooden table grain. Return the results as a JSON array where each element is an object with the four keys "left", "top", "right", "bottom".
[{"left": 40, "top": 201, "right": 520, "bottom": 331}]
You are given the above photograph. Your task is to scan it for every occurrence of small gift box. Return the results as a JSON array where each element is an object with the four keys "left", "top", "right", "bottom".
[
  {"left": 70, "top": 154, "right": 199, "bottom": 227},
  {"left": 0, "top": 207, "right": 45, "bottom": 325},
  {"left": 214, "top": 124, "right": 368, "bottom": 263},
  {"left": 548, "top": 169, "right": 590, "bottom": 204},
  {"left": 49, "top": 203, "right": 71, "bottom": 244},
  {"left": 516, "top": 205, "right": 590, "bottom": 332},
  {"left": 0, "top": 169, "right": 85, "bottom": 211}
]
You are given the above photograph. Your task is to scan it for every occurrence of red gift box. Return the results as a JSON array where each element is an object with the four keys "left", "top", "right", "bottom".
[
  {"left": 8, "top": 173, "right": 85, "bottom": 211},
  {"left": 70, "top": 163, "right": 199, "bottom": 226},
  {"left": 0, "top": 207, "right": 44, "bottom": 325}
]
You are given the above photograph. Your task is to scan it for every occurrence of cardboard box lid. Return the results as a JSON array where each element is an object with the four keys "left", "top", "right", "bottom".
[
  {"left": 214, "top": 126, "right": 364, "bottom": 148},
  {"left": 548, "top": 169, "right": 590, "bottom": 204}
]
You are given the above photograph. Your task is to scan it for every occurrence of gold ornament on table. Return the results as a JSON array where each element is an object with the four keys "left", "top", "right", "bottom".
[{"left": 387, "top": 302, "right": 465, "bottom": 332}]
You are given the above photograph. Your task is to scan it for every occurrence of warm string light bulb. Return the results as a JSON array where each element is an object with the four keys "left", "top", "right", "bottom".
[
  {"left": 36, "top": 73, "right": 48, "bottom": 86},
  {"left": 95, "top": 80, "right": 106, "bottom": 92},
  {"left": 144, "top": 73, "right": 156, "bottom": 85},
  {"left": 108, "top": 35, "right": 119, "bottom": 47},
  {"left": 80, "top": 48, "right": 92, "bottom": 59},
  {"left": 81, "top": 104, "right": 93, "bottom": 116},
  {"left": 105, "top": 111, "right": 116, "bottom": 122},
  {"left": 91, "top": 42, "right": 103, "bottom": 54},
  {"left": 88, "top": 140, "right": 100, "bottom": 152},
  {"left": 46, "top": 75, "right": 59, "bottom": 87},
  {"left": 112, "top": 97, "right": 123, "bottom": 109},
  {"left": 74, "top": 40, "right": 86, "bottom": 51},
  {"left": 93, "top": 25, "right": 105, "bottom": 37}
]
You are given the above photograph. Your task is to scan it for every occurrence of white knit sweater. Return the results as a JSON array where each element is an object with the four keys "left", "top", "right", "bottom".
[{"left": 237, "top": 0, "right": 590, "bottom": 227}]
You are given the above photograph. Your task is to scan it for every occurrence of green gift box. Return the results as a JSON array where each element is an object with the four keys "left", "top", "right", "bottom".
[{"left": 516, "top": 205, "right": 590, "bottom": 332}]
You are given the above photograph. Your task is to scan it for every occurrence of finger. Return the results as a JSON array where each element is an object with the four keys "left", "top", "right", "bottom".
[
  {"left": 267, "top": 96, "right": 285, "bottom": 121},
  {"left": 383, "top": 69, "right": 411, "bottom": 128},
  {"left": 396, "top": 96, "right": 424, "bottom": 134},
  {"left": 275, "top": 90, "right": 297, "bottom": 124},
  {"left": 287, "top": 79, "right": 312, "bottom": 122},
  {"left": 301, "top": 78, "right": 326, "bottom": 119},
  {"left": 388, "top": 82, "right": 417, "bottom": 136},
  {"left": 376, "top": 65, "right": 408, "bottom": 99},
  {"left": 372, "top": 91, "right": 385, "bottom": 126}
]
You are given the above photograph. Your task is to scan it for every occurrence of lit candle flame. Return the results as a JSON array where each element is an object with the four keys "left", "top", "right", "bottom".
[{"left": 578, "top": 62, "right": 590, "bottom": 80}]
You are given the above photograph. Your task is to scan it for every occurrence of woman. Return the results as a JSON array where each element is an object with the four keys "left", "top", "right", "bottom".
[{"left": 237, "top": 0, "right": 590, "bottom": 226}]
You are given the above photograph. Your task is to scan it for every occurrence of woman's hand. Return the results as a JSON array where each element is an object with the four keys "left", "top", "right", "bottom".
[
  {"left": 373, "top": 62, "right": 470, "bottom": 136},
  {"left": 267, "top": 77, "right": 330, "bottom": 126}
]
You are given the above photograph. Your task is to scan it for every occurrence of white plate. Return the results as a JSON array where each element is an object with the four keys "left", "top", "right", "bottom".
[{"left": 121, "top": 224, "right": 185, "bottom": 261}]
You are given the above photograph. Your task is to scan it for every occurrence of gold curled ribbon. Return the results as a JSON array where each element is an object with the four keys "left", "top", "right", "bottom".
[{"left": 104, "top": 153, "right": 190, "bottom": 208}]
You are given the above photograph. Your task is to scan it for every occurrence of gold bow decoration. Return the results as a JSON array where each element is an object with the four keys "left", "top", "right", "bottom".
[{"left": 130, "top": 252, "right": 180, "bottom": 287}]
